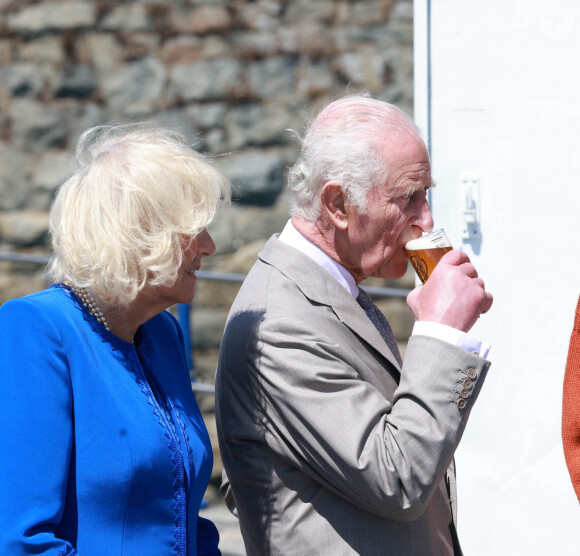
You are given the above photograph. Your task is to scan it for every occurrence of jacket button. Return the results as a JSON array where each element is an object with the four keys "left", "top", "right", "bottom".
[
  {"left": 466, "top": 368, "right": 477, "bottom": 380},
  {"left": 457, "top": 398, "right": 467, "bottom": 409},
  {"left": 461, "top": 378, "right": 473, "bottom": 389}
]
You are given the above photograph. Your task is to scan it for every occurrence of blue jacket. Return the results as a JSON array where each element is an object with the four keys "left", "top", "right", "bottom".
[{"left": 0, "top": 284, "right": 220, "bottom": 555}]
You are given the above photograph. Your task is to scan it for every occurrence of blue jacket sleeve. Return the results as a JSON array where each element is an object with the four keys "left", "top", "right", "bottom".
[
  {"left": 0, "top": 297, "right": 79, "bottom": 555},
  {"left": 196, "top": 515, "right": 222, "bottom": 555}
]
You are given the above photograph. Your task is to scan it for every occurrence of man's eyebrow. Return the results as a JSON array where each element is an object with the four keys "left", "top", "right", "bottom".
[{"left": 403, "top": 180, "right": 437, "bottom": 198}]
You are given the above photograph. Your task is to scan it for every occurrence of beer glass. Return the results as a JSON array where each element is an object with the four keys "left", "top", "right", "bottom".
[{"left": 405, "top": 229, "right": 452, "bottom": 283}]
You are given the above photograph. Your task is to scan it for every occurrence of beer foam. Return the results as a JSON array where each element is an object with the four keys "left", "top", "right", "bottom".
[{"left": 405, "top": 229, "right": 451, "bottom": 250}]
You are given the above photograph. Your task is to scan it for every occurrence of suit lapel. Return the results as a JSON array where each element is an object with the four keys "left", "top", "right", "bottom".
[
  {"left": 331, "top": 289, "right": 402, "bottom": 374},
  {"left": 259, "top": 236, "right": 403, "bottom": 373}
]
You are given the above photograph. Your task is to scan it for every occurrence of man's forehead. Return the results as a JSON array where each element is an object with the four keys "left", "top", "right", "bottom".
[
  {"left": 385, "top": 161, "right": 432, "bottom": 193},
  {"left": 372, "top": 174, "right": 430, "bottom": 203}
]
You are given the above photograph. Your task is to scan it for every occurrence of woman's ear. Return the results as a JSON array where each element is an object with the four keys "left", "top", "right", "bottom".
[{"left": 320, "top": 183, "right": 349, "bottom": 230}]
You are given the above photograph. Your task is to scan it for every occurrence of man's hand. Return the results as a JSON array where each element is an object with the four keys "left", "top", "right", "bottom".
[{"left": 406, "top": 250, "right": 493, "bottom": 333}]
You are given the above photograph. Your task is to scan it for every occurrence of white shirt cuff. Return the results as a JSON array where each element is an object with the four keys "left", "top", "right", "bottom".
[{"left": 412, "top": 321, "right": 491, "bottom": 360}]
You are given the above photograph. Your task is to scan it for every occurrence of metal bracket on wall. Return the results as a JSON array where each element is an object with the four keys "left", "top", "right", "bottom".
[{"left": 460, "top": 171, "right": 481, "bottom": 241}]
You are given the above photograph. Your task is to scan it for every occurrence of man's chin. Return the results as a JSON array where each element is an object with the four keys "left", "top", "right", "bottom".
[
  {"left": 391, "top": 266, "right": 409, "bottom": 280},
  {"left": 373, "top": 262, "right": 408, "bottom": 281}
]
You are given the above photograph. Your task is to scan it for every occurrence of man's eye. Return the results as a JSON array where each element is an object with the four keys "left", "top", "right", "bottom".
[{"left": 408, "top": 189, "right": 427, "bottom": 202}]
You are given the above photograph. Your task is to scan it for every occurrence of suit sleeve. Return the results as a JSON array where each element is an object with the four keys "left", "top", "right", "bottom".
[
  {"left": 562, "top": 295, "right": 580, "bottom": 503},
  {"left": 219, "top": 304, "right": 490, "bottom": 522},
  {"left": 0, "top": 298, "right": 78, "bottom": 555}
]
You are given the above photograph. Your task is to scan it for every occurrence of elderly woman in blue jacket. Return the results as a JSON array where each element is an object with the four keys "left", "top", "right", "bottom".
[{"left": 0, "top": 124, "right": 230, "bottom": 555}]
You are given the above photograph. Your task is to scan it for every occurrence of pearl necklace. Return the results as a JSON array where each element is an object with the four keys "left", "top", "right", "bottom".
[{"left": 70, "top": 285, "right": 109, "bottom": 331}]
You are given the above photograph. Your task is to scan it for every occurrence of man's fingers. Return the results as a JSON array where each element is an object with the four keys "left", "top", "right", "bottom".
[
  {"left": 471, "top": 277, "right": 493, "bottom": 310},
  {"left": 481, "top": 291, "right": 493, "bottom": 314},
  {"left": 436, "top": 250, "right": 478, "bottom": 278},
  {"left": 459, "top": 262, "right": 478, "bottom": 279},
  {"left": 439, "top": 249, "right": 470, "bottom": 266}
]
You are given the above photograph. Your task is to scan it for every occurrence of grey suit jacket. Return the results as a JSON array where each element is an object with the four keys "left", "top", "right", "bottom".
[{"left": 215, "top": 235, "right": 490, "bottom": 555}]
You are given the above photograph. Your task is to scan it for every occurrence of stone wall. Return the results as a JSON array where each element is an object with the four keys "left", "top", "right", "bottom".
[{"left": 0, "top": 0, "right": 416, "bottom": 474}]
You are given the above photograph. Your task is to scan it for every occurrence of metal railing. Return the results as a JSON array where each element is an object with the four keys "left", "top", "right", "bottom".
[{"left": 0, "top": 252, "right": 412, "bottom": 394}]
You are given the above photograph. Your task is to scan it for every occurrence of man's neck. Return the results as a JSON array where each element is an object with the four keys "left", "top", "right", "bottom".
[
  {"left": 286, "top": 217, "right": 359, "bottom": 296},
  {"left": 292, "top": 216, "right": 364, "bottom": 284},
  {"left": 292, "top": 216, "right": 338, "bottom": 260}
]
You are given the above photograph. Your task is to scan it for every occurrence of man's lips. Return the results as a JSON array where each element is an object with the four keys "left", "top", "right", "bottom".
[{"left": 403, "top": 231, "right": 423, "bottom": 245}]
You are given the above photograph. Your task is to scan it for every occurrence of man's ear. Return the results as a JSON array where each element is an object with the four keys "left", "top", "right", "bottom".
[{"left": 321, "top": 183, "right": 349, "bottom": 230}]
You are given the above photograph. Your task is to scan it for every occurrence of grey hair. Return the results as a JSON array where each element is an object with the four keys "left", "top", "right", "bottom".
[
  {"left": 286, "top": 94, "right": 421, "bottom": 222},
  {"left": 46, "top": 123, "right": 231, "bottom": 306}
]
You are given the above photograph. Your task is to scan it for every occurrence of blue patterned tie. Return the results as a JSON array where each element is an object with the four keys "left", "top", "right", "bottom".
[{"left": 356, "top": 288, "right": 403, "bottom": 367}]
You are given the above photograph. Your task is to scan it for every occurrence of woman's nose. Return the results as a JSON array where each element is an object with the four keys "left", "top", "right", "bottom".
[{"left": 197, "top": 229, "right": 216, "bottom": 257}]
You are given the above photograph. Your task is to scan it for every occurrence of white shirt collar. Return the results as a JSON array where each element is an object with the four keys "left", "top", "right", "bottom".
[{"left": 278, "top": 220, "right": 359, "bottom": 298}]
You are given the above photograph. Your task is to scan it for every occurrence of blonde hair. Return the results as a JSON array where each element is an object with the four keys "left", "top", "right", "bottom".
[{"left": 46, "top": 123, "right": 230, "bottom": 306}]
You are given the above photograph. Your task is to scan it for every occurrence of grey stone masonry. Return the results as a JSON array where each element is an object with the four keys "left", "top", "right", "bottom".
[{"left": 0, "top": 0, "right": 416, "bottom": 401}]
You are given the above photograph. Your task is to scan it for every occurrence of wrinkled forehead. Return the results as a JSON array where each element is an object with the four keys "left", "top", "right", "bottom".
[
  {"left": 377, "top": 131, "right": 432, "bottom": 191},
  {"left": 381, "top": 129, "right": 430, "bottom": 166}
]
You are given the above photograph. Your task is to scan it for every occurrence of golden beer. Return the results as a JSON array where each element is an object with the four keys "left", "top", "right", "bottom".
[{"left": 405, "top": 229, "right": 452, "bottom": 283}]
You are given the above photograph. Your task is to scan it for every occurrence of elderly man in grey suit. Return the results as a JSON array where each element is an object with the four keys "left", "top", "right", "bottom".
[{"left": 215, "top": 94, "right": 493, "bottom": 555}]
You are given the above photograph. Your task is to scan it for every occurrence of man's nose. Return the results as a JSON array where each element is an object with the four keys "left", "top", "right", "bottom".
[{"left": 417, "top": 197, "right": 434, "bottom": 233}]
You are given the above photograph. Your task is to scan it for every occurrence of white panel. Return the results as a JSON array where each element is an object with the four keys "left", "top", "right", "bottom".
[{"left": 415, "top": 1, "right": 580, "bottom": 554}]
